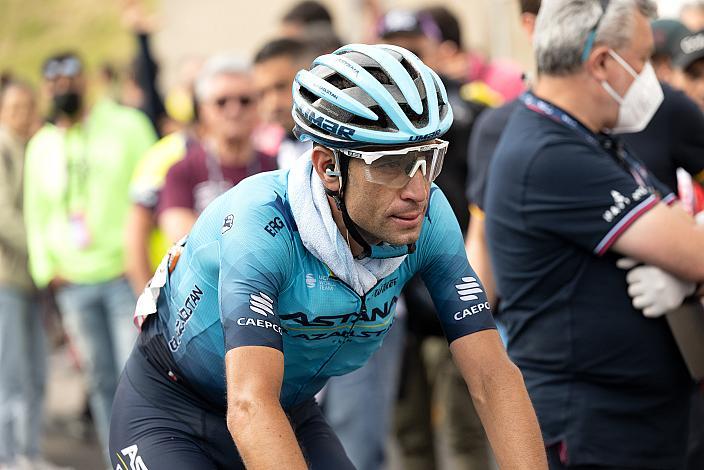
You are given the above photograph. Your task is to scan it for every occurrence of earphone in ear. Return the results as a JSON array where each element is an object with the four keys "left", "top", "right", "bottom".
[{"left": 325, "top": 165, "right": 340, "bottom": 177}]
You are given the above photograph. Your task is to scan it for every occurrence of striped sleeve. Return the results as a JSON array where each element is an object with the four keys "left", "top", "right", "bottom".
[{"left": 523, "top": 141, "right": 667, "bottom": 257}]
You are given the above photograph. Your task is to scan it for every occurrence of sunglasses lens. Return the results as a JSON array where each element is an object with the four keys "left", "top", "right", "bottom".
[{"left": 365, "top": 149, "right": 439, "bottom": 188}]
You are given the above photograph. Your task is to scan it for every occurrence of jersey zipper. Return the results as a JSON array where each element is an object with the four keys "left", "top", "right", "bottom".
[{"left": 289, "top": 277, "right": 379, "bottom": 405}]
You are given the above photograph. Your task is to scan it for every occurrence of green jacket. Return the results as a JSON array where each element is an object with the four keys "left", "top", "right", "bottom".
[
  {"left": 0, "top": 126, "right": 33, "bottom": 291},
  {"left": 24, "top": 99, "right": 157, "bottom": 288}
]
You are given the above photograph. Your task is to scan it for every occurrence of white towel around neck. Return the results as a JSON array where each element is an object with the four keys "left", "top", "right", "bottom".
[{"left": 287, "top": 151, "right": 406, "bottom": 295}]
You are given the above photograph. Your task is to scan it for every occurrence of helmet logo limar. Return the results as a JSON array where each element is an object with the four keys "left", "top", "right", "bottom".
[
  {"left": 299, "top": 104, "right": 356, "bottom": 139},
  {"left": 409, "top": 130, "right": 441, "bottom": 142}
]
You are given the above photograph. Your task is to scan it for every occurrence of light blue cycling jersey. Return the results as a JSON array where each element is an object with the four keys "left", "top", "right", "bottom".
[{"left": 146, "top": 169, "right": 495, "bottom": 409}]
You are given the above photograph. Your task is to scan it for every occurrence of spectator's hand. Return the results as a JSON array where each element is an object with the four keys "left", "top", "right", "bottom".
[
  {"left": 49, "top": 276, "right": 69, "bottom": 291},
  {"left": 618, "top": 259, "right": 695, "bottom": 318},
  {"left": 121, "top": 0, "right": 157, "bottom": 33}
]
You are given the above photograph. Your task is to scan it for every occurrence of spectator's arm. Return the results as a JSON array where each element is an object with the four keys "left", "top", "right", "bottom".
[
  {"left": 128, "top": 111, "right": 158, "bottom": 170},
  {"left": 465, "top": 207, "right": 496, "bottom": 306},
  {"left": 133, "top": 32, "right": 166, "bottom": 134},
  {"left": 613, "top": 202, "right": 704, "bottom": 282},
  {"left": 125, "top": 204, "right": 155, "bottom": 294},
  {"left": 23, "top": 142, "right": 55, "bottom": 288},
  {"left": 0, "top": 148, "right": 28, "bottom": 255},
  {"left": 158, "top": 207, "right": 197, "bottom": 244},
  {"left": 123, "top": 1, "right": 165, "bottom": 134}
]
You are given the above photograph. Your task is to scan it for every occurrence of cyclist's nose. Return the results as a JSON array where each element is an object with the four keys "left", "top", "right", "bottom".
[{"left": 400, "top": 169, "right": 429, "bottom": 202}]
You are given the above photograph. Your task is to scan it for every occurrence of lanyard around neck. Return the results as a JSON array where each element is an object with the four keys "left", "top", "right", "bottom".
[{"left": 520, "top": 92, "right": 659, "bottom": 196}]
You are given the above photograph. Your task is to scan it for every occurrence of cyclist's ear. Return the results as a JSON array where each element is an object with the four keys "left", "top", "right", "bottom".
[{"left": 311, "top": 145, "right": 340, "bottom": 192}]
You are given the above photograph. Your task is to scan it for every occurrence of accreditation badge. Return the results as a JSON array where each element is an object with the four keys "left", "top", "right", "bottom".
[{"left": 68, "top": 211, "right": 92, "bottom": 249}]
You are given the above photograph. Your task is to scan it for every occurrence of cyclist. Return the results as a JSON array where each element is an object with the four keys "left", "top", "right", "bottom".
[{"left": 109, "top": 44, "right": 546, "bottom": 470}]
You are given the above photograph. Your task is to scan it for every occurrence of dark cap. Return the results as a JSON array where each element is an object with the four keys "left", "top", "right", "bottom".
[
  {"left": 652, "top": 19, "right": 691, "bottom": 59},
  {"left": 674, "top": 29, "right": 704, "bottom": 70},
  {"left": 42, "top": 53, "right": 83, "bottom": 80},
  {"left": 377, "top": 10, "right": 442, "bottom": 42}
]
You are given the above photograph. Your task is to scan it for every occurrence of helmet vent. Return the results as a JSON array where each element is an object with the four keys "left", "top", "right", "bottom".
[
  {"left": 347, "top": 105, "right": 393, "bottom": 130},
  {"left": 398, "top": 57, "right": 420, "bottom": 81},
  {"left": 326, "top": 72, "right": 355, "bottom": 91}
]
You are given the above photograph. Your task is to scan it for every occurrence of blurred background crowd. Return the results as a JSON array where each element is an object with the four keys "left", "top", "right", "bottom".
[{"left": 1, "top": 0, "right": 703, "bottom": 469}]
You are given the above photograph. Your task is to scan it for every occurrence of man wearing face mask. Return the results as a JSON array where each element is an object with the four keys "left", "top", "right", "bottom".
[
  {"left": 484, "top": 1, "right": 704, "bottom": 469},
  {"left": 23, "top": 52, "right": 156, "bottom": 465}
]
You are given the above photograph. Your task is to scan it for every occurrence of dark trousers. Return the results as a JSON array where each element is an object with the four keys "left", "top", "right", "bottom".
[{"left": 109, "top": 347, "right": 354, "bottom": 470}]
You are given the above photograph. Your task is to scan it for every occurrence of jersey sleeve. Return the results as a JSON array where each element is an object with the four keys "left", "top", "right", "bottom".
[
  {"left": 217, "top": 195, "right": 293, "bottom": 352},
  {"left": 523, "top": 141, "right": 662, "bottom": 256},
  {"left": 417, "top": 187, "right": 496, "bottom": 344}
]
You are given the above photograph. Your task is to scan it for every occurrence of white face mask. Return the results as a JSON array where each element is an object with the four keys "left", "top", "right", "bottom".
[{"left": 600, "top": 49, "right": 663, "bottom": 134}]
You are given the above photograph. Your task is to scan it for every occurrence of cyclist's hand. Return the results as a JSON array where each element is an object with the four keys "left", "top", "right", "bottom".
[{"left": 620, "top": 263, "right": 695, "bottom": 318}]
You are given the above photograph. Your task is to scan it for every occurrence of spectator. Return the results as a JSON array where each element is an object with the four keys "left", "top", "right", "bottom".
[
  {"left": 253, "top": 38, "right": 315, "bottom": 169},
  {"left": 125, "top": 131, "right": 190, "bottom": 294},
  {"left": 280, "top": 0, "right": 334, "bottom": 38},
  {"left": 650, "top": 19, "right": 691, "bottom": 83},
  {"left": 671, "top": 29, "right": 704, "bottom": 110},
  {"left": 121, "top": 0, "right": 168, "bottom": 136},
  {"left": 468, "top": 5, "right": 704, "bottom": 468},
  {"left": 0, "top": 81, "right": 64, "bottom": 470},
  {"left": 464, "top": 0, "right": 540, "bottom": 308},
  {"left": 681, "top": 1, "right": 704, "bottom": 31},
  {"left": 23, "top": 52, "right": 157, "bottom": 464},
  {"left": 163, "top": 56, "right": 204, "bottom": 133},
  {"left": 485, "top": 1, "right": 702, "bottom": 468},
  {"left": 157, "top": 56, "right": 275, "bottom": 242},
  {"left": 420, "top": 6, "right": 526, "bottom": 103}
]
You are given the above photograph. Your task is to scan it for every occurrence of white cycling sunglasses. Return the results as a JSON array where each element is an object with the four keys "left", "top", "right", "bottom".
[{"left": 336, "top": 139, "right": 448, "bottom": 189}]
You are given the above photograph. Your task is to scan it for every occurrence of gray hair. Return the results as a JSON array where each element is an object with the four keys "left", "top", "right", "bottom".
[
  {"left": 534, "top": 0, "right": 657, "bottom": 76},
  {"left": 194, "top": 55, "right": 250, "bottom": 102},
  {"left": 682, "top": 1, "right": 704, "bottom": 9}
]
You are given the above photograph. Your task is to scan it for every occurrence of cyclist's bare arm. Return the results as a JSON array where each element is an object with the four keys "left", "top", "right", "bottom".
[
  {"left": 451, "top": 329, "right": 548, "bottom": 469},
  {"left": 225, "top": 346, "right": 307, "bottom": 469}
]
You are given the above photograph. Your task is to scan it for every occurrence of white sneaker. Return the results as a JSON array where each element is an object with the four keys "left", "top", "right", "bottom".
[{"left": 15, "top": 457, "right": 74, "bottom": 470}]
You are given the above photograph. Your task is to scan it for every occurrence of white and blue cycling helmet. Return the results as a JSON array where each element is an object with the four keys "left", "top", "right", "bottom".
[{"left": 292, "top": 43, "right": 453, "bottom": 148}]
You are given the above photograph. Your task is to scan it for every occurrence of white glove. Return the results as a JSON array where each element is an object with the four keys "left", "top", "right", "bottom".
[{"left": 617, "top": 259, "right": 695, "bottom": 318}]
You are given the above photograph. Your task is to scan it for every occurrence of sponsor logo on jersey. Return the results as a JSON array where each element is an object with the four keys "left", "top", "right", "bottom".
[
  {"left": 222, "top": 214, "right": 234, "bottom": 234},
  {"left": 115, "top": 444, "right": 148, "bottom": 470},
  {"left": 264, "top": 216, "right": 285, "bottom": 237},
  {"left": 372, "top": 277, "right": 397, "bottom": 297},
  {"left": 455, "top": 277, "right": 483, "bottom": 301},
  {"left": 250, "top": 292, "right": 274, "bottom": 317},
  {"left": 168, "top": 285, "right": 203, "bottom": 352},
  {"left": 237, "top": 317, "right": 282, "bottom": 335},
  {"left": 304, "top": 273, "right": 335, "bottom": 290},
  {"left": 602, "top": 187, "right": 648, "bottom": 223},
  {"left": 454, "top": 302, "right": 490, "bottom": 321},
  {"left": 280, "top": 297, "right": 397, "bottom": 327},
  {"left": 288, "top": 322, "right": 393, "bottom": 341}
]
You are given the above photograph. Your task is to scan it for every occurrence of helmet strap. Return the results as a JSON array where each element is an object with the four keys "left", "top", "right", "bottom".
[{"left": 325, "top": 152, "right": 415, "bottom": 260}]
